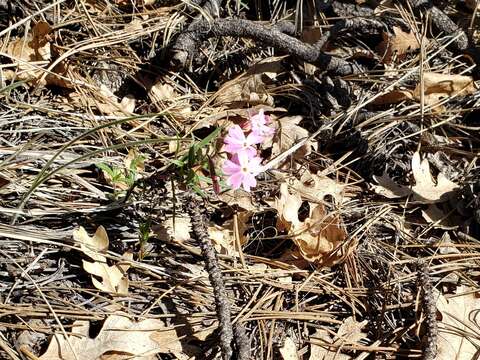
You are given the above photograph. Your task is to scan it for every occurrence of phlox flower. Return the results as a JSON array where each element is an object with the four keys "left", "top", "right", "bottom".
[
  {"left": 224, "top": 125, "right": 263, "bottom": 157},
  {"left": 250, "top": 109, "right": 275, "bottom": 138},
  {"left": 222, "top": 152, "right": 262, "bottom": 192}
]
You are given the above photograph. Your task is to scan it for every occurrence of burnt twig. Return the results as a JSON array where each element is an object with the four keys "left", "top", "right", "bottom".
[
  {"left": 408, "top": 0, "right": 468, "bottom": 51},
  {"left": 417, "top": 261, "right": 438, "bottom": 360},
  {"left": 186, "top": 194, "right": 251, "bottom": 360},
  {"left": 171, "top": 18, "right": 364, "bottom": 76}
]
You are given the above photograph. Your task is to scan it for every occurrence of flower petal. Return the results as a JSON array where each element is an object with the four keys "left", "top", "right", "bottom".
[
  {"left": 242, "top": 174, "right": 257, "bottom": 192},
  {"left": 227, "top": 172, "right": 244, "bottom": 190},
  {"left": 246, "top": 132, "right": 264, "bottom": 145},
  {"left": 222, "top": 159, "right": 241, "bottom": 175}
]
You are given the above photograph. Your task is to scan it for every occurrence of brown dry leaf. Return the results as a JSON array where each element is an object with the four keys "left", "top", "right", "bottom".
[
  {"left": 436, "top": 286, "right": 480, "bottom": 359},
  {"left": 73, "top": 226, "right": 132, "bottom": 294},
  {"left": 372, "top": 173, "right": 412, "bottom": 199},
  {"left": 39, "top": 313, "right": 185, "bottom": 360},
  {"left": 94, "top": 85, "right": 136, "bottom": 115},
  {"left": 2, "top": 21, "right": 70, "bottom": 87},
  {"left": 372, "top": 73, "right": 477, "bottom": 113},
  {"left": 279, "top": 337, "right": 299, "bottom": 360},
  {"left": 413, "top": 72, "right": 478, "bottom": 112},
  {"left": 377, "top": 26, "right": 420, "bottom": 63},
  {"left": 371, "top": 89, "right": 413, "bottom": 106},
  {"left": 310, "top": 317, "right": 368, "bottom": 360},
  {"left": 270, "top": 182, "right": 353, "bottom": 266},
  {"left": 270, "top": 116, "right": 317, "bottom": 170},
  {"left": 293, "top": 171, "right": 345, "bottom": 203},
  {"left": 294, "top": 204, "right": 350, "bottom": 264},
  {"left": 214, "top": 57, "right": 284, "bottom": 107},
  {"left": 218, "top": 188, "right": 257, "bottom": 211},
  {"left": 411, "top": 151, "right": 459, "bottom": 203},
  {"left": 421, "top": 204, "right": 459, "bottom": 230},
  {"left": 154, "top": 216, "right": 192, "bottom": 244}
]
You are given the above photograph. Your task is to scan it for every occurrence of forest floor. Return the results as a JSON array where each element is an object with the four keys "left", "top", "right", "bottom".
[{"left": 0, "top": 0, "right": 480, "bottom": 359}]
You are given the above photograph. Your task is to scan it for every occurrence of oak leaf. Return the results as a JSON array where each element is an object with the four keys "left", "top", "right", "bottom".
[
  {"left": 310, "top": 317, "right": 368, "bottom": 359},
  {"left": 436, "top": 286, "right": 480, "bottom": 359},
  {"left": 411, "top": 151, "right": 459, "bottom": 203},
  {"left": 39, "top": 313, "right": 185, "bottom": 360},
  {"left": 73, "top": 226, "right": 132, "bottom": 294},
  {"left": 377, "top": 26, "right": 421, "bottom": 63}
]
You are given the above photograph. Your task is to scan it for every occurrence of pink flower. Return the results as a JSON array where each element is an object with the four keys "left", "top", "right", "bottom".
[
  {"left": 222, "top": 152, "right": 262, "bottom": 192},
  {"left": 250, "top": 109, "right": 275, "bottom": 138},
  {"left": 224, "top": 125, "right": 263, "bottom": 157}
]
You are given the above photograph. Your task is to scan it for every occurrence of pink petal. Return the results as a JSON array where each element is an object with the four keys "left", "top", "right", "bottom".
[
  {"left": 250, "top": 109, "right": 266, "bottom": 126},
  {"left": 242, "top": 174, "right": 257, "bottom": 192},
  {"left": 222, "top": 159, "right": 241, "bottom": 175},
  {"left": 246, "top": 132, "right": 264, "bottom": 145},
  {"left": 247, "top": 157, "right": 263, "bottom": 174},
  {"left": 225, "top": 125, "right": 245, "bottom": 142},
  {"left": 237, "top": 151, "right": 251, "bottom": 167},
  {"left": 224, "top": 143, "right": 243, "bottom": 154},
  {"left": 227, "top": 172, "right": 244, "bottom": 189}
]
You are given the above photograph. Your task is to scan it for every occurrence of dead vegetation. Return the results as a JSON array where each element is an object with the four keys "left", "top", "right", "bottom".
[{"left": 0, "top": 0, "right": 480, "bottom": 359}]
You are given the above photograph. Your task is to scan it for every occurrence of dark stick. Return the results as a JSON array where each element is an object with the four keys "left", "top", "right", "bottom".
[
  {"left": 186, "top": 194, "right": 234, "bottom": 360},
  {"left": 417, "top": 261, "right": 438, "bottom": 360},
  {"left": 171, "top": 18, "right": 364, "bottom": 76},
  {"left": 407, "top": 0, "right": 468, "bottom": 52}
]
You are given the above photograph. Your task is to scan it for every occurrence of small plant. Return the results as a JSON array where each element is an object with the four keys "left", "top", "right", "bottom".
[
  {"left": 138, "top": 219, "right": 152, "bottom": 260},
  {"left": 97, "top": 151, "right": 146, "bottom": 198}
]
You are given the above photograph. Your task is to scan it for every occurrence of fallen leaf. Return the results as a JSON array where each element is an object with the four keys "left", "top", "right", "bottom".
[
  {"left": 310, "top": 317, "right": 368, "bottom": 359},
  {"left": 214, "top": 57, "right": 284, "bottom": 107},
  {"left": 421, "top": 204, "right": 459, "bottom": 230},
  {"left": 371, "top": 89, "right": 413, "bottom": 106},
  {"left": 372, "top": 173, "right": 412, "bottom": 199},
  {"left": 154, "top": 215, "right": 192, "bottom": 244},
  {"left": 270, "top": 182, "right": 353, "bottom": 266},
  {"left": 436, "top": 286, "right": 480, "bottom": 359},
  {"left": 279, "top": 337, "right": 299, "bottom": 360},
  {"left": 411, "top": 151, "right": 459, "bottom": 203},
  {"left": 270, "top": 116, "right": 317, "bottom": 170},
  {"left": 373, "top": 72, "right": 477, "bottom": 113},
  {"left": 293, "top": 171, "right": 345, "bottom": 204},
  {"left": 2, "top": 21, "right": 71, "bottom": 87},
  {"left": 39, "top": 313, "right": 185, "bottom": 360},
  {"left": 373, "top": 153, "right": 459, "bottom": 203},
  {"left": 73, "top": 226, "right": 132, "bottom": 294},
  {"left": 218, "top": 188, "right": 258, "bottom": 211},
  {"left": 377, "top": 26, "right": 421, "bottom": 63},
  {"left": 95, "top": 85, "right": 136, "bottom": 115}
]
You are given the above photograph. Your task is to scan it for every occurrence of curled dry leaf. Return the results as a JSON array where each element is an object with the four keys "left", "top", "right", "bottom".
[
  {"left": 310, "top": 317, "right": 368, "bottom": 360},
  {"left": 376, "top": 26, "right": 421, "bottom": 63},
  {"left": 214, "top": 57, "right": 284, "bottom": 107},
  {"left": 373, "top": 152, "right": 459, "bottom": 203},
  {"left": 372, "top": 173, "right": 412, "bottom": 199},
  {"left": 2, "top": 21, "right": 70, "bottom": 87},
  {"left": 154, "top": 212, "right": 251, "bottom": 256},
  {"left": 411, "top": 151, "right": 459, "bottom": 203},
  {"left": 73, "top": 226, "right": 132, "bottom": 294},
  {"left": 372, "top": 72, "right": 477, "bottom": 113},
  {"left": 436, "top": 286, "right": 480, "bottom": 359},
  {"left": 38, "top": 313, "right": 185, "bottom": 360},
  {"left": 270, "top": 181, "right": 353, "bottom": 266},
  {"left": 270, "top": 116, "right": 317, "bottom": 170}
]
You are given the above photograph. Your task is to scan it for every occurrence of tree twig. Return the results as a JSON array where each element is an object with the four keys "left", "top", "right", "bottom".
[
  {"left": 186, "top": 193, "right": 234, "bottom": 360},
  {"left": 171, "top": 18, "right": 364, "bottom": 76}
]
